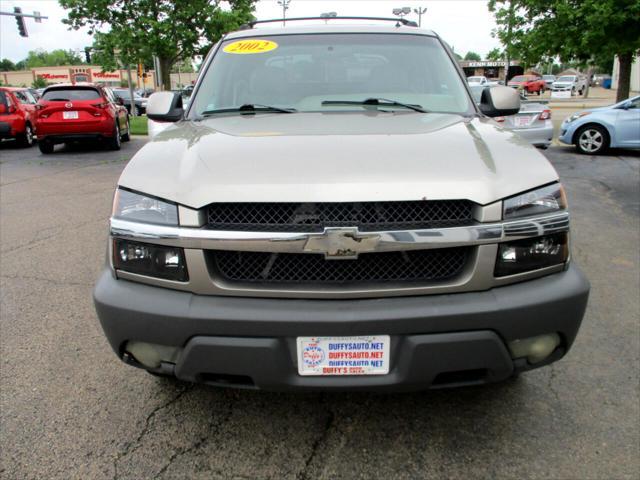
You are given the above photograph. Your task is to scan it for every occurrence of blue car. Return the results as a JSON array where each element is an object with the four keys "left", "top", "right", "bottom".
[{"left": 559, "top": 95, "right": 640, "bottom": 154}]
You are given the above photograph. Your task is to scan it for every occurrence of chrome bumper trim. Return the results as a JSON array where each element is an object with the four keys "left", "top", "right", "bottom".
[{"left": 110, "top": 211, "right": 570, "bottom": 254}]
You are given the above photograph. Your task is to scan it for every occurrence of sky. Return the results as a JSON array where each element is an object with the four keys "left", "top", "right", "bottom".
[{"left": 0, "top": 0, "right": 501, "bottom": 64}]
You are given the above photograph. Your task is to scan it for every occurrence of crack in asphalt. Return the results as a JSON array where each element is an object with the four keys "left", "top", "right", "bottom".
[
  {"left": 155, "top": 401, "right": 236, "bottom": 479},
  {"left": 112, "top": 384, "right": 193, "bottom": 480},
  {"left": 0, "top": 274, "right": 93, "bottom": 288},
  {"left": 0, "top": 217, "right": 108, "bottom": 256},
  {"left": 547, "top": 364, "right": 561, "bottom": 402},
  {"left": 297, "top": 400, "right": 336, "bottom": 480},
  {"left": 0, "top": 158, "right": 129, "bottom": 187}
]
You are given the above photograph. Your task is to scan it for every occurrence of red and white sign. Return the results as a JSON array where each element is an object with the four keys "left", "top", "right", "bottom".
[
  {"left": 39, "top": 72, "right": 70, "bottom": 81},
  {"left": 91, "top": 69, "right": 121, "bottom": 81}
]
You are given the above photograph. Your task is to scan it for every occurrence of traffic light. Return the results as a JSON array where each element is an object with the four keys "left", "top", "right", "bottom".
[
  {"left": 85, "top": 48, "right": 91, "bottom": 63},
  {"left": 14, "top": 7, "right": 28, "bottom": 37}
]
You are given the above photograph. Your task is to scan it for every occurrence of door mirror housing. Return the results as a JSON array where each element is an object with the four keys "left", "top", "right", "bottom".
[
  {"left": 146, "top": 92, "right": 184, "bottom": 122},
  {"left": 117, "top": 97, "right": 125, "bottom": 106},
  {"left": 0, "top": 104, "right": 6, "bottom": 114},
  {"left": 479, "top": 86, "right": 521, "bottom": 117}
]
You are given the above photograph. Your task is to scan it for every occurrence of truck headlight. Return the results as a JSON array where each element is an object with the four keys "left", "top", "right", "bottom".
[
  {"left": 112, "top": 188, "right": 178, "bottom": 225},
  {"left": 113, "top": 239, "right": 188, "bottom": 281},
  {"left": 503, "top": 183, "right": 567, "bottom": 219},
  {"left": 495, "top": 233, "right": 569, "bottom": 277}
]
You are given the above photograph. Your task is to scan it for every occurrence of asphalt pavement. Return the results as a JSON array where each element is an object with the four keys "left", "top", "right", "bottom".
[{"left": 1, "top": 137, "right": 638, "bottom": 480}]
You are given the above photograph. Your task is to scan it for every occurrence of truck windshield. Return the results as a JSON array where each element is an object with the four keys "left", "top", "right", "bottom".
[{"left": 191, "top": 33, "right": 472, "bottom": 117}]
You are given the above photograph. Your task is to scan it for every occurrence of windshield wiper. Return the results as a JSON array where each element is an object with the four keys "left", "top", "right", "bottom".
[
  {"left": 321, "top": 98, "right": 428, "bottom": 113},
  {"left": 201, "top": 104, "right": 297, "bottom": 116}
]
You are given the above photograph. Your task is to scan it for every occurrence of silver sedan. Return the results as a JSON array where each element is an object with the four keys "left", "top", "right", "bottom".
[{"left": 470, "top": 86, "right": 554, "bottom": 149}]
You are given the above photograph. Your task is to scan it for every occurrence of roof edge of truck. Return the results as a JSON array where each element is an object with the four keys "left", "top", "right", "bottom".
[{"left": 225, "top": 24, "right": 437, "bottom": 39}]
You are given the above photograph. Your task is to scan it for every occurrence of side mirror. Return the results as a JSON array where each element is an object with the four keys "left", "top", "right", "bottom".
[
  {"left": 117, "top": 97, "right": 125, "bottom": 106},
  {"left": 479, "top": 86, "right": 520, "bottom": 117},
  {"left": 146, "top": 92, "right": 184, "bottom": 122},
  {"left": 0, "top": 104, "right": 6, "bottom": 114},
  {"left": 619, "top": 101, "right": 632, "bottom": 110}
]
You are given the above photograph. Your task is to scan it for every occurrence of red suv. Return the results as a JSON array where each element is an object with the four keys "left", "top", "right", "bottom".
[
  {"left": 35, "top": 84, "right": 130, "bottom": 154},
  {"left": 0, "top": 87, "right": 38, "bottom": 147},
  {"left": 507, "top": 75, "right": 546, "bottom": 95}
]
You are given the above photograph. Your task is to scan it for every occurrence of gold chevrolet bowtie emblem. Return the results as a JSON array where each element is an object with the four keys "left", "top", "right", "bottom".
[{"left": 303, "top": 228, "right": 381, "bottom": 259}]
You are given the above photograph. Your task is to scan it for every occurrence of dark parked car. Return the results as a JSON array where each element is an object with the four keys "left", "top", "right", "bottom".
[{"left": 111, "top": 88, "right": 148, "bottom": 115}]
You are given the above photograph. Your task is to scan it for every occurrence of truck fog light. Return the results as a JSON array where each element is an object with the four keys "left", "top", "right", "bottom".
[
  {"left": 113, "top": 239, "right": 188, "bottom": 281},
  {"left": 508, "top": 333, "right": 560, "bottom": 364},
  {"left": 125, "top": 341, "right": 181, "bottom": 369},
  {"left": 495, "top": 233, "right": 568, "bottom": 277}
]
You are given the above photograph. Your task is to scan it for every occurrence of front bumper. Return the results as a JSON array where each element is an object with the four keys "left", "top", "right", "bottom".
[{"left": 94, "top": 265, "right": 590, "bottom": 391}]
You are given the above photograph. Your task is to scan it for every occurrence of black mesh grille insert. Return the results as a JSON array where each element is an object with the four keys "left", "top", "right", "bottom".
[
  {"left": 206, "top": 201, "right": 474, "bottom": 232},
  {"left": 209, "top": 248, "right": 469, "bottom": 285}
]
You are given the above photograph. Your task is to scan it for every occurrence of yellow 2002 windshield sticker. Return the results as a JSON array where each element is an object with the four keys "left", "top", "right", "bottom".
[{"left": 223, "top": 39, "right": 278, "bottom": 54}]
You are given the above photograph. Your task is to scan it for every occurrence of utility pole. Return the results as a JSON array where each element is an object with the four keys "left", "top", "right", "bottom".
[
  {"left": 504, "top": 0, "right": 515, "bottom": 83},
  {"left": 126, "top": 66, "right": 137, "bottom": 117},
  {"left": 277, "top": 0, "right": 291, "bottom": 26},
  {"left": 413, "top": 7, "right": 427, "bottom": 27}
]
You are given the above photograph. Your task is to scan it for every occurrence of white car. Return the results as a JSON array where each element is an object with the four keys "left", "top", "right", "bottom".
[
  {"left": 467, "top": 76, "right": 488, "bottom": 86},
  {"left": 551, "top": 75, "right": 587, "bottom": 96}
]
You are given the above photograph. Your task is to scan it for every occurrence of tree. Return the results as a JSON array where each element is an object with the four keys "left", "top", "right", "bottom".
[
  {"left": 32, "top": 76, "right": 48, "bottom": 89},
  {"left": 464, "top": 51, "right": 482, "bottom": 61},
  {"left": 0, "top": 59, "right": 17, "bottom": 71},
  {"left": 22, "top": 49, "right": 83, "bottom": 69},
  {"left": 489, "top": 0, "right": 640, "bottom": 101},
  {"left": 486, "top": 48, "right": 504, "bottom": 61},
  {"left": 60, "top": 0, "right": 256, "bottom": 89}
]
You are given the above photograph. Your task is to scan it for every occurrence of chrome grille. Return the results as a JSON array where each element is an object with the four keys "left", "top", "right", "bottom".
[
  {"left": 209, "top": 248, "right": 469, "bottom": 285},
  {"left": 205, "top": 200, "right": 474, "bottom": 232}
]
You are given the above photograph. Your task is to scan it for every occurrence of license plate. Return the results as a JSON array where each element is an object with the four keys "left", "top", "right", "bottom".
[
  {"left": 515, "top": 116, "right": 532, "bottom": 127},
  {"left": 63, "top": 111, "right": 79, "bottom": 119},
  {"left": 296, "top": 335, "right": 390, "bottom": 376}
]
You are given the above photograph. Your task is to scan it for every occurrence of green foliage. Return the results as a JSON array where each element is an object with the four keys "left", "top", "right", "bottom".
[
  {"left": 464, "top": 51, "right": 482, "bottom": 61},
  {"left": 488, "top": 0, "right": 640, "bottom": 98},
  {"left": 32, "top": 77, "right": 48, "bottom": 89},
  {"left": 0, "top": 58, "right": 17, "bottom": 71},
  {"left": 489, "top": 0, "right": 640, "bottom": 63},
  {"left": 60, "top": 0, "right": 256, "bottom": 87},
  {"left": 22, "top": 49, "right": 83, "bottom": 69},
  {"left": 129, "top": 116, "right": 148, "bottom": 136},
  {"left": 486, "top": 48, "right": 504, "bottom": 61}
]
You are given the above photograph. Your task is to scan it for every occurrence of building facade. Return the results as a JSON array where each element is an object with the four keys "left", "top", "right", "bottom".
[
  {"left": 1, "top": 65, "right": 156, "bottom": 89},
  {"left": 459, "top": 60, "right": 523, "bottom": 81}
]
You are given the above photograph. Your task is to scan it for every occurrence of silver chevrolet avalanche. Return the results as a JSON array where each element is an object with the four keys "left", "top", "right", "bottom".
[{"left": 94, "top": 19, "right": 590, "bottom": 391}]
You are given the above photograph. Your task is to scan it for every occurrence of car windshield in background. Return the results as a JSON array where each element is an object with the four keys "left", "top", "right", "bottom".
[
  {"left": 556, "top": 76, "right": 575, "bottom": 82},
  {"left": 192, "top": 34, "right": 472, "bottom": 117},
  {"left": 468, "top": 77, "right": 483, "bottom": 82},
  {"left": 42, "top": 88, "right": 101, "bottom": 101},
  {"left": 511, "top": 76, "right": 527, "bottom": 82}
]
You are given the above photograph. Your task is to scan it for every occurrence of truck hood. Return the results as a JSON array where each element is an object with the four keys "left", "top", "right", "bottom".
[{"left": 119, "top": 112, "right": 558, "bottom": 208}]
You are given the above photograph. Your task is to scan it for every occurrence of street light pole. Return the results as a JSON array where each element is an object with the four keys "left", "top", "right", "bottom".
[
  {"left": 413, "top": 7, "right": 427, "bottom": 27},
  {"left": 277, "top": 0, "right": 291, "bottom": 26}
]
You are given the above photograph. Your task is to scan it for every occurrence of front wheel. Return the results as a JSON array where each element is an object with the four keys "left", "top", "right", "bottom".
[
  {"left": 108, "top": 122, "right": 121, "bottom": 151},
  {"left": 575, "top": 125, "right": 609, "bottom": 155},
  {"left": 121, "top": 118, "right": 131, "bottom": 142},
  {"left": 17, "top": 124, "right": 35, "bottom": 147}
]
